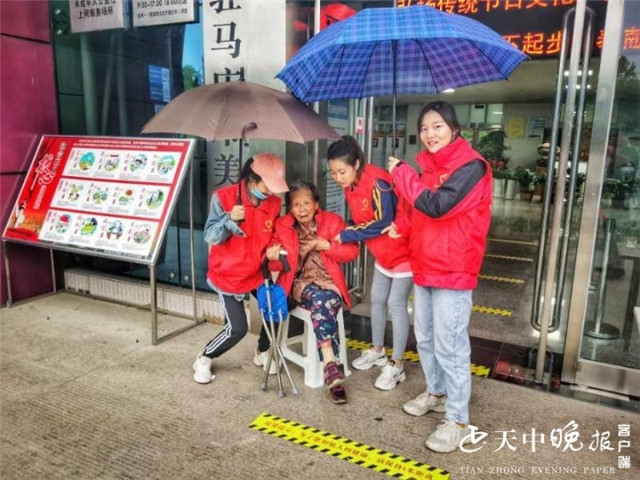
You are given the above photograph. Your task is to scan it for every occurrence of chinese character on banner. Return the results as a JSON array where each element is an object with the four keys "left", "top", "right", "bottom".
[
  {"left": 624, "top": 27, "right": 640, "bottom": 50},
  {"left": 213, "top": 67, "right": 245, "bottom": 84},
  {"left": 211, "top": 22, "right": 242, "bottom": 59},
  {"left": 212, "top": 153, "right": 241, "bottom": 187},
  {"left": 208, "top": 0, "right": 241, "bottom": 14}
]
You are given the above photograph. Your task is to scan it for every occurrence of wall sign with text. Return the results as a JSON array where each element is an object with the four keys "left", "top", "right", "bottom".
[
  {"left": 3, "top": 136, "right": 195, "bottom": 265},
  {"left": 69, "top": 0, "right": 126, "bottom": 33},
  {"left": 132, "top": 0, "right": 198, "bottom": 28}
]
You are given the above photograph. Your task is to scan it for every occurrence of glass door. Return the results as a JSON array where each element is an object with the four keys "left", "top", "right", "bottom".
[{"left": 562, "top": 0, "right": 640, "bottom": 396}]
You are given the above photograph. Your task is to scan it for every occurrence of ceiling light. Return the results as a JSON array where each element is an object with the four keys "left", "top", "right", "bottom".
[
  {"left": 492, "top": 111, "right": 503, "bottom": 115},
  {"left": 442, "top": 88, "right": 455, "bottom": 94}
]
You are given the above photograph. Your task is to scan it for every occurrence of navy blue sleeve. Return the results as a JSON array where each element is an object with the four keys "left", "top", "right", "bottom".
[
  {"left": 414, "top": 160, "right": 486, "bottom": 218},
  {"left": 340, "top": 179, "right": 396, "bottom": 243}
]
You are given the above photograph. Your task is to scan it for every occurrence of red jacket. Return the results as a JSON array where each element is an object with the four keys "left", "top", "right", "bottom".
[
  {"left": 343, "top": 164, "right": 411, "bottom": 268},
  {"left": 270, "top": 209, "right": 360, "bottom": 309},
  {"left": 207, "top": 182, "right": 281, "bottom": 293},
  {"left": 392, "top": 137, "right": 492, "bottom": 290}
]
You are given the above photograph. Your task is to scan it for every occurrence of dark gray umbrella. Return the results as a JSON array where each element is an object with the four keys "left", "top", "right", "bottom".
[{"left": 141, "top": 80, "right": 340, "bottom": 144}]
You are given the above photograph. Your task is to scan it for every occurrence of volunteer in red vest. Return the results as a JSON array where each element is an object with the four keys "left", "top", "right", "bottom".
[
  {"left": 387, "top": 101, "right": 492, "bottom": 453},
  {"left": 327, "top": 136, "right": 413, "bottom": 391},
  {"left": 266, "top": 180, "right": 359, "bottom": 404},
  {"left": 193, "top": 154, "right": 288, "bottom": 384}
]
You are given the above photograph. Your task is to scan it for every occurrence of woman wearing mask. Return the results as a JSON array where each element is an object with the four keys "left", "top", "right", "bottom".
[
  {"left": 327, "top": 136, "right": 412, "bottom": 391},
  {"left": 387, "top": 101, "right": 492, "bottom": 453},
  {"left": 193, "top": 154, "right": 288, "bottom": 384},
  {"left": 266, "top": 180, "right": 359, "bottom": 404}
]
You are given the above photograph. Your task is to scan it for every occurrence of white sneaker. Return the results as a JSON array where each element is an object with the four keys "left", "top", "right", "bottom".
[
  {"left": 374, "top": 361, "right": 406, "bottom": 391},
  {"left": 425, "top": 420, "right": 472, "bottom": 453},
  {"left": 253, "top": 349, "right": 278, "bottom": 375},
  {"left": 351, "top": 348, "right": 389, "bottom": 370},
  {"left": 192, "top": 353, "right": 214, "bottom": 384},
  {"left": 403, "top": 392, "right": 446, "bottom": 416}
]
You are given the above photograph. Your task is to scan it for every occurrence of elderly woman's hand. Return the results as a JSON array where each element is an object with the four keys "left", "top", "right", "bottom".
[
  {"left": 314, "top": 238, "right": 331, "bottom": 251},
  {"left": 265, "top": 244, "right": 282, "bottom": 261}
]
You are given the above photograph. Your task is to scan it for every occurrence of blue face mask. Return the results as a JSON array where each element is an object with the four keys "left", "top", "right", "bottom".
[{"left": 251, "top": 188, "right": 270, "bottom": 200}]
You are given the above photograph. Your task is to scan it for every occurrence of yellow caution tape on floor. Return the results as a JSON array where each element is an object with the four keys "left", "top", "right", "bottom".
[
  {"left": 249, "top": 413, "right": 451, "bottom": 480},
  {"left": 346, "top": 340, "right": 491, "bottom": 378},
  {"left": 478, "top": 274, "right": 525, "bottom": 285},
  {"left": 488, "top": 237, "right": 538, "bottom": 246},
  {"left": 472, "top": 305, "right": 512, "bottom": 317},
  {"left": 485, "top": 253, "right": 534, "bottom": 262}
]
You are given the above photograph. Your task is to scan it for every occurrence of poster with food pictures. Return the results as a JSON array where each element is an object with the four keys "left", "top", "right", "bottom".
[{"left": 3, "top": 135, "right": 194, "bottom": 264}]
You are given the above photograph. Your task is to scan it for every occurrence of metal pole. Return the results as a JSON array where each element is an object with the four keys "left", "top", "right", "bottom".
[
  {"left": 312, "top": 0, "right": 321, "bottom": 185},
  {"left": 151, "top": 265, "right": 158, "bottom": 345},
  {"left": 392, "top": 40, "right": 397, "bottom": 157},
  {"left": 116, "top": 35, "right": 128, "bottom": 135},
  {"left": 552, "top": 9, "right": 594, "bottom": 331},
  {"left": 366, "top": 96, "right": 374, "bottom": 164},
  {"left": 50, "top": 249, "right": 57, "bottom": 293},
  {"left": 530, "top": 8, "right": 572, "bottom": 331},
  {"left": 80, "top": 34, "right": 98, "bottom": 134},
  {"left": 189, "top": 155, "right": 198, "bottom": 323},
  {"left": 585, "top": 219, "right": 620, "bottom": 339},
  {"left": 3, "top": 241, "right": 13, "bottom": 307},
  {"left": 535, "top": 0, "right": 587, "bottom": 383},
  {"left": 100, "top": 32, "right": 117, "bottom": 135}
]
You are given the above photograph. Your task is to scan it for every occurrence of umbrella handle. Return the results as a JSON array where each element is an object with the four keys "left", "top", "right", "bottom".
[
  {"left": 242, "top": 122, "right": 257, "bottom": 144},
  {"left": 235, "top": 181, "right": 245, "bottom": 224}
]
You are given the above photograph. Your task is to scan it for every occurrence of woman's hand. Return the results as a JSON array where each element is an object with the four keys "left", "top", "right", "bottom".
[
  {"left": 265, "top": 244, "right": 282, "bottom": 261},
  {"left": 333, "top": 232, "right": 343, "bottom": 243},
  {"left": 314, "top": 237, "right": 331, "bottom": 251},
  {"left": 229, "top": 205, "right": 245, "bottom": 222},
  {"left": 382, "top": 223, "right": 402, "bottom": 239},
  {"left": 388, "top": 156, "right": 403, "bottom": 173}
]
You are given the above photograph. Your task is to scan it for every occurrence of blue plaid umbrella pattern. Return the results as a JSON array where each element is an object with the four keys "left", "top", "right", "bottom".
[{"left": 277, "top": 5, "right": 528, "bottom": 102}]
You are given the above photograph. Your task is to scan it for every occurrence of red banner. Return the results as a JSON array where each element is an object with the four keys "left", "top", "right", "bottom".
[{"left": 3, "top": 135, "right": 194, "bottom": 264}]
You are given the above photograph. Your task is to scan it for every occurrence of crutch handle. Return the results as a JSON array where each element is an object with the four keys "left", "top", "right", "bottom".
[{"left": 261, "top": 252, "right": 291, "bottom": 279}]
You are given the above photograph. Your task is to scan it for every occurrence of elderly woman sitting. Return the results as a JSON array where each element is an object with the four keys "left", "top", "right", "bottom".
[{"left": 266, "top": 180, "right": 359, "bottom": 404}]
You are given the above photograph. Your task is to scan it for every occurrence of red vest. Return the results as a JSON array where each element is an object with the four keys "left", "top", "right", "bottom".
[
  {"left": 344, "top": 164, "right": 410, "bottom": 269},
  {"left": 396, "top": 137, "right": 492, "bottom": 290},
  {"left": 207, "top": 181, "right": 281, "bottom": 293}
]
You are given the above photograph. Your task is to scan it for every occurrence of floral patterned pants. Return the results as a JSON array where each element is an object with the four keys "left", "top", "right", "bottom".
[{"left": 299, "top": 284, "right": 342, "bottom": 362}]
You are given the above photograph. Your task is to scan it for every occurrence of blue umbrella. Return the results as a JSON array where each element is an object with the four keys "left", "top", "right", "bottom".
[{"left": 277, "top": 5, "right": 527, "bottom": 102}]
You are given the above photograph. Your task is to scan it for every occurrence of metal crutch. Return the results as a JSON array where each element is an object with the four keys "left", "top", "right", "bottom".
[{"left": 259, "top": 255, "right": 298, "bottom": 396}]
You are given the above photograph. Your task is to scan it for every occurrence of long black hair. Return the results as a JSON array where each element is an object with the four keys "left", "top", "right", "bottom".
[
  {"left": 327, "top": 135, "right": 366, "bottom": 176},
  {"left": 417, "top": 101, "right": 461, "bottom": 139},
  {"left": 239, "top": 157, "right": 263, "bottom": 184}
]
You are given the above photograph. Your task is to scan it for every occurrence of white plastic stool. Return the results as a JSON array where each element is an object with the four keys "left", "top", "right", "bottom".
[{"left": 279, "top": 306, "right": 351, "bottom": 388}]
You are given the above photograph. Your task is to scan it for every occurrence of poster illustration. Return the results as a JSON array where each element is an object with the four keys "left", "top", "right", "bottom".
[{"left": 3, "top": 136, "right": 194, "bottom": 264}]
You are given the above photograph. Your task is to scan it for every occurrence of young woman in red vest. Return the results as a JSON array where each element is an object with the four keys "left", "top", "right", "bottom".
[
  {"left": 193, "top": 154, "right": 288, "bottom": 384},
  {"left": 327, "top": 136, "right": 413, "bottom": 391},
  {"left": 387, "top": 101, "right": 492, "bottom": 453}
]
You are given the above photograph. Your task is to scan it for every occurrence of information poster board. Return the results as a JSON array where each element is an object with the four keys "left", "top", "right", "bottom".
[{"left": 3, "top": 136, "right": 195, "bottom": 265}]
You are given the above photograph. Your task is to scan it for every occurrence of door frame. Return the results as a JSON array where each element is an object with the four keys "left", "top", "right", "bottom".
[{"left": 560, "top": 0, "right": 640, "bottom": 396}]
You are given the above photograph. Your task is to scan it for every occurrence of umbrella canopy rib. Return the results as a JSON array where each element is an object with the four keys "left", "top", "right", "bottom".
[{"left": 414, "top": 39, "right": 440, "bottom": 95}]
